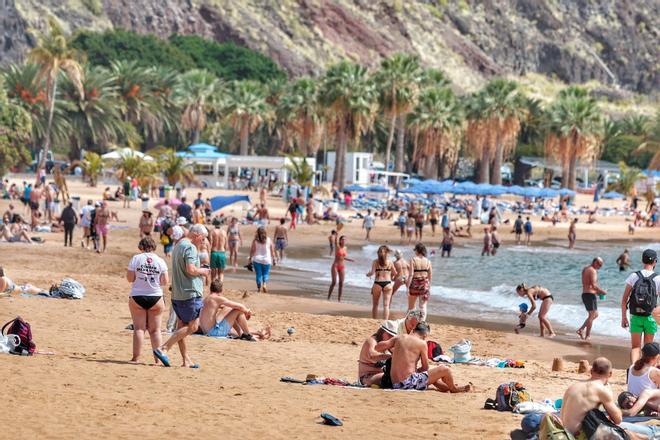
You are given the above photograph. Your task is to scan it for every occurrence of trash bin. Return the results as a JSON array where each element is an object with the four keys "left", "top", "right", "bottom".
[
  {"left": 159, "top": 186, "right": 165, "bottom": 198},
  {"left": 71, "top": 196, "right": 80, "bottom": 211}
]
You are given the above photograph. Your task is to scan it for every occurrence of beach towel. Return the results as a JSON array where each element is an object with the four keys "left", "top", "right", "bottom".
[{"left": 514, "top": 401, "right": 557, "bottom": 414}]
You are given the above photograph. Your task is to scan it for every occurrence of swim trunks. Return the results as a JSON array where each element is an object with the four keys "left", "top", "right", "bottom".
[
  {"left": 442, "top": 244, "right": 452, "bottom": 252},
  {"left": 171, "top": 297, "right": 203, "bottom": 323},
  {"left": 393, "top": 371, "right": 429, "bottom": 391},
  {"left": 581, "top": 293, "right": 597, "bottom": 311},
  {"left": 430, "top": 218, "right": 438, "bottom": 226},
  {"left": 630, "top": 314, "right": 657, "bottom": 335},
  {"left": 210, "top": 251, "right": 226, "bottom": 270},
  {"left": 206, "top": 318, "right": 231, "bottom": 337},
  {"left": 275, "top": 237, "right": 287, "bottom": 251},
  {"left": 95, "top": 224, "right": 109, "bottom": 236}
]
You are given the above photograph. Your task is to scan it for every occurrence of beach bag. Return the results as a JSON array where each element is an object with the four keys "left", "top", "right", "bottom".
[
  {"left": 628, "top": 272, "right": 657, "bottom": 316},
  {"left": 580, "top": 410, "right": 629, "bottom": 440},
  {"left": 448, "top": 339, "right": 472, "bottom": 363},
  {"left": 1, "top": 316, "right": 35, "bottom": 355},
  {"left": 427, "top": 340, "right": 443, "bottom": 360},
  {"left": 495, "top": 382, "right": 531, "bottom": 412},
  {"left": 52, "top": 278, "right": 85, "bottom": 299},
  {"left": 539, "top": 413, "right": 574, "bottom": 440}
]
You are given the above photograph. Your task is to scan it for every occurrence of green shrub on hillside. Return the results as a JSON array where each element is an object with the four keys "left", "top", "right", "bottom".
[
  {"left": 169, "top": 35, "right": 286, "bottom": 82},
  {"left": 70, "top": 29, "right": 196, "bottom": 71}
]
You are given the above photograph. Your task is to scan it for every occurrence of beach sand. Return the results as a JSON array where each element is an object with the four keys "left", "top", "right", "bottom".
[{"left": 0, "top": 177, "right": 654, "bottom": 439}]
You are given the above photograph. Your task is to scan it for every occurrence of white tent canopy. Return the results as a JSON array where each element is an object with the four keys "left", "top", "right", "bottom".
[
  {"left": 223, "top": 155, "right": 316, "bottom": 187},
  {"left": 101, "top": 148, "right": 154, "bottom": 162}
]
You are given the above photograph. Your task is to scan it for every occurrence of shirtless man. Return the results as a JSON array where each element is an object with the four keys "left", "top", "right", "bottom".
[
  {"left": 358, "top": 327, "right": 392, "bottom": 386},
  {"left": 577, "top": 257, "right": 607, "bottom": 340},
  {"left": 273, "top": 218, "right": 288, "bottom": 261},
  {"left": 209, "top": 218, "right": 227, "bottom": 282},
  {"left": 94, "top": 201, "right": 111, "bottom": 253},
  {"left": 616, "top": 249, "right": 630, "bottom": 272},
  {"left": 375, "top": 322, "right": 472, "bottom": 393},
  {"left": 568, "top": 218, "right": 577, "bottom": 249},
  {"left": 429, "top": 205, "right": 440, "bottom": 237},
  {"left": 28, "top": 183, "right": 42, "bottom": 220},
  {"left": 198, "top": 279, "right": 271, "bottom": 341},
  {"left": 255, "top": 204, "right": 270, "bottom": 227},
  {"left": 560, "top": 358, "right": 623, "bottom": 436}
]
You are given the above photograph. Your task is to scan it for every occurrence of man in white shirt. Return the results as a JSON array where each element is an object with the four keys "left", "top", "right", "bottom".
[
  {"left": 363, "top": 209, "right": 375, "bottom": 241},
  {"left": 621, "top": 249, "right": 659, "bottom": 364}
]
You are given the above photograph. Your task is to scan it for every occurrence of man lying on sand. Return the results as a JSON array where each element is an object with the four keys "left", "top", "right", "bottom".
[
  {"left": 375, "top": 322, "right": 473, "bottom": 393},
  {"left": 560, "top": 357, "right": 651, "bottom": 439},
  {"left": 198, "top": 279, "right": 271, "bottom": 341},
  {"left": 358, "top": 326, "right": 392, "bottom": 386},
  {"left": 0, "top": 266, "right": 47, "bottom": 296}
]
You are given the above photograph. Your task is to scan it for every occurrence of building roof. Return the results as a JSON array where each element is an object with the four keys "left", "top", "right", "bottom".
[
  {"left": 519, "top": 156, "right": 620, "bottom": 173},
  {"left": 176, "top": 143, "right": 231, "bottom": 160}
]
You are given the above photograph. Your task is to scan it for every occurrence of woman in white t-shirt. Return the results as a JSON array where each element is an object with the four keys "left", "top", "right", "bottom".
[
  {"left": 249, "top": 226, "right": 276, "bottom": 293},
  {"left": 126, "top": 237, "right": 169, "bottom": 363}
]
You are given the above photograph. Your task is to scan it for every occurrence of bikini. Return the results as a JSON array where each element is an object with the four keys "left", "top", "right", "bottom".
[
  {"left": 228, "top": 226, "right": 240, "bottom": 246},
  {"left": 335, "top": 248, "right": 347, "bottom": 271},
  {"left": 373, "top": 263, "right": 393, "bottom": 289}
]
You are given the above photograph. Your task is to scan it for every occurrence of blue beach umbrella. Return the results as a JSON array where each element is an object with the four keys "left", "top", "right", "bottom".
[
  {"left": 602, "top": 191, "right": 626, "bottom": 199},
  {"left": 209, "top": 195, "right": 251, "bottom": 212}
]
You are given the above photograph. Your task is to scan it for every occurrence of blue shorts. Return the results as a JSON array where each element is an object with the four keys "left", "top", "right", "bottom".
[
  {"left": 206, "top": 318, "right": 231, "bottom": 337},
  {"left": 171, "top": 298, "right": 203, "bottom": 324}
]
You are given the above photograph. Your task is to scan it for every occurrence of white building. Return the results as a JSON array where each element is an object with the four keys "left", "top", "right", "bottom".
[
  {"left": 223, "top": 155, "right": 316, "bottom": 188},
  {"left": 326, "top": 152, "right": 373, "bottom": 185}
]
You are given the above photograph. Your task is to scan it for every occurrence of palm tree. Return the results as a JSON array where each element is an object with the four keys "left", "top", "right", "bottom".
[
  {"left": 544, "top": 86, "right": 603, "bottom": 190},
  {"left": 286, "top": 154, "right": 316, "bottom": 188},
  {"left": 175, "top": 69, "right": 220, "bottom": 145},
  {"left": 0, "top": 77, "right": 32, "bottom": 176},
  {"left": 277, "top": 77, "right": 324, "bottom": 155},
  {"left": 29, "top": 16, "right": 84, "bottom": 175},
  {"left": 113, "top": 150, "right": 150, "bottom": 182},
  {"left": 224, "top": 80, "right": 270, "bottom": 155},
  {"left": 77, "top": 151, "right": 103, "bottom": 186},
  {"left": 374, "top": 53, "right": 422, "bottom": 172},
  {"left": 408, "top": 86, "right": 463, "bottom": 179},
  {"left": 465, "top": 79, "right": 527, "bottom": 184},
  {"left": 635, "top": 110, "right": 660, "bottom": 169},
  {"left": 614, "top": 162, "right": 645, "bottom": 196},
  {"left": 156, "top": 149, "right": 196, "bottom": 186},
  {"left": 320, "top": 61, "right": 377, "bottom": 188}
]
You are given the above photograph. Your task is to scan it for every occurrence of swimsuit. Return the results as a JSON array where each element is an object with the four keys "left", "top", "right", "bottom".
[
  {"left": 373, "top": 263, "right": 393, "bottom": 289},
  {"left": 335, "top": 248, "right": 347, "bottom": 272},
  {"left": 210, "top": 251, "right": 226, "bottom": 270},
  {"left": 581, "top": 293, "right": 598, "bottom": 311},
  {"left": 275, "top": 237, "right": 287, "bottom": 251},
  {"left": 228, "top": 227, "right": 240, "bottom": 246},
  {"left": 131, "top": 295, "right": 162, "bottom": 310},
  {"left": 392, "top": 371, "right": 429, "bottom": 391}
]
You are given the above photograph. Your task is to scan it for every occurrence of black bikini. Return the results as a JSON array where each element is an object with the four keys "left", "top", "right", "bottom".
[
  {"left": 373, "top": 265, "right": 393, "bottom": 289},
  {"left": 132, "top": 295, "right": 162, "bottom": 310}
]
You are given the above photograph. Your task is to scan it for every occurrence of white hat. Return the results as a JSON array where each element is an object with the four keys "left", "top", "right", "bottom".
[
  {"left": 171, "top": 225, "right": 184, "bottom": 241},
  {"left": 379, "top": 320, "right": 398, "bottom": 337},
  {"left": 176, "top": 216, "right": 187, "bottom": 225}
]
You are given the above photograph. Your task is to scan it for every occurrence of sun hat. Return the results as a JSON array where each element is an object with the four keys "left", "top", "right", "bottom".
[
  {"left": 171, "top": 225, "right": 184, "bottom": 241},
  {"left": 379, "top": 320, "right": 398, "bottom": 337},
  {"left": 176, "top": 216, "right": 187, "bottom": 225}
]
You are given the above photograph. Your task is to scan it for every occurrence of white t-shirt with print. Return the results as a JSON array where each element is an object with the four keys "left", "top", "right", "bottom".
[
  {"left": 625, "top": 270, "right": 660, "bottom": 291},
  {"left": 364, "top": 215, "right": 375, "bottom": 229},
  {"left": 127, "top": 252, "right": 168, "bottom": 297}
]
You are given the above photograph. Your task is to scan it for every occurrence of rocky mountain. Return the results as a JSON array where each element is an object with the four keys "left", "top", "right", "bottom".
[{"left": 1, "top": 0, "right": 658, "bottom": 95}]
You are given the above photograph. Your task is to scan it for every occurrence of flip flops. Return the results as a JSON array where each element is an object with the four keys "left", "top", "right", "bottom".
[
  {"left": 152, "top": 349, "right": 171, "bottom": 367},
  {"left": 189, "top": 364, "right": 200, "bottom": 369},
  {"left": 320, "top": 413, "right": 343, "bottom": 426},
  {"left": 239, "top": 333, "right": 257, "bottom": 342}
]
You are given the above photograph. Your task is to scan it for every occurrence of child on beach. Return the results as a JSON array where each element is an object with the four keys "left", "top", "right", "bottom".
[{"left": 514, "top": 303, "right": 528, "bottom": 334}]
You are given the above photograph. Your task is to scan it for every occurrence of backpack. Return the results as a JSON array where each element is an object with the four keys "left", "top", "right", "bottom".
[
  {"left": 495, "top": 382, "right": 531, "bottom": 411},
  {"left": 1, "top": 316, "right": 36, "bottom": 355},
  {"left": 427, "top": 340, "right": 443, "bottom": 360},
  {"left": 50, "top": 278, "right": 85, "bottom": 299},
  {"left": 580, "top": 409, "right": 629, "bottom": 440},
  {"left": 539, "top": 413, "right": 574, "bottom": 440},
  {"left": 628, "top": 271, "right": 658, "bottom": 316}
]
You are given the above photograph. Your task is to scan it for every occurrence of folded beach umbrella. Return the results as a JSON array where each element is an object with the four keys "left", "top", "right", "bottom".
[
  {"left": 209, "top": 194, "right": 251, "bottom": 212},
  {"left": 602, "top": 191, "right": 626, "bottom": 200}
]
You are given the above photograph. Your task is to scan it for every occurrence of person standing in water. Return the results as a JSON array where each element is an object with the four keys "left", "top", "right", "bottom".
[
  {"left": 513, "top": 215, "right": 523, "bottom": 245},
  {"left": 273, "top": 218, "right": 288, "bottom": 261},
  {"left": 226, "top": 217, "right": 242, "bottom": 272},
  {"left": 440, "top": 228, "right": 453, "bottom": 258},
  {"left": 523, "top": 216, "right": 533, "bottom": 246},
  {"left": 616, "top": 249, "right": 631, "bottom": 272},
  {"left": 415, "top": 210, "right": 425, "bottom": 242},
  {"left": 391, "top": 249, "right": 409, "bottom": 305},
  {"left": 568, "top": 218, "right": 578, "bottom": 249},
  {"left": 481, "top": 226, "right": 492, "bottom": 256},
  {"left": 490, "top": 225, "right": 500, "bottom": 256},
  {"left": 429, "top": 205, "right": 440, "bottom": 237},
  {"left": 366, "top": 246, "right": 398, "bottom": 319},
  {"left": 577, "top": 257, "right": 607, "bottom": 340},
  {"left": 407, "top": 243, "right": 432, "bottom": 320},
  {"left": 209, "top": 218, "right": 227, "bottom": 282},
  {"left": 327, "top": 234, "right": 353, "bottom": 302},
  {"left": 516, "top": 283, "right": 556, "bottom": 337}
]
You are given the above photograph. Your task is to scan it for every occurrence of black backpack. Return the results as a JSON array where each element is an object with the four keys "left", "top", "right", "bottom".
[{"left": 628, "top": 271, "right": 658, "bottom": 316}]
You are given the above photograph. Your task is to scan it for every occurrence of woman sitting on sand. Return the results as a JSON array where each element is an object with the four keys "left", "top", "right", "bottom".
[
  {"left": 327, "top": 234, "right": 353, "bottom": 302},
  {"left": 126, "top": 237, "right": 168, "bottom": 364},
  {"left": 407, "top": 243, "right": 432, "bottom": 320},
  {"left": 515, "top": 283, "right": 556, "bottom": 338},
  {"left": 366, "top": 246, "right": 398, "bottom": 320},
  {"left": 620, "top": 343, "right": 660, "bottom": 417},
  {"left": 227, "top": 217, "right": 242, "bottom": 272},
  {"left": 249, "top": 226, "right": 276, "bottom": 293}
]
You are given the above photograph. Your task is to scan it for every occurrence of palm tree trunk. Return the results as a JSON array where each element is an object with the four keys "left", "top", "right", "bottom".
[
  {"left": 192, "top": 129, "right": 200, "bottom": 145},
  {"left": 384, "top": 113, "right": 396, "bottom": 172},
  {"left": 38, "top": 76, "right": 58, "bottom": 180},
  {"left": 478, "top": 148, "right": 490, "bottom": 183},
  {"left": 568, "top": 151, "right": 578, "bottom": 190},
  {"left": 395, "top": 115, "right": 405, "bottom": 172},
  {"left": 424, "top": 155, "right": 438, "bottom": 179},
  {"left": 332, "top": 126, "right": 343, "bottom": 188},
  {"left": 337, "top": 124, "right": 347, "bottom": 189},
  {"left": 239, "top": 117, "right": 249, "bottom": 155},
  {"left": 490, "top": 143, "right": 503, "bottom": 184}
]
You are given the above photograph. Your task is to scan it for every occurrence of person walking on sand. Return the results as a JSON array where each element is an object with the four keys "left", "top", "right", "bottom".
[
  {"left": 481, "top": 226, "right": 492, "bottom": 256},
  {"left": 367, "top": 246, "right": 398, "bottom": 320},
  {"left": 60, "top": 201, "right": 77, "bottom": 247},
  {"left": 407, "top": 243, "right": 432, "bottom": 320},
  {"left": 391, "top": 250, "right": 410, "bottom": 305},
  {"left": 126, "top": 237, "right": 168, "bottom": 364},
  {"left": 363, "top": 209, "right": 375, "bottom": 241},
  {"left": 328, "top": 234, "right": 353, "bottom": 302},
  {"left": 568, "top": 218, "right": 577, "bottom": 249},
  {"left": 287, "top": 199, "right": 298, "bottom": 230},
  {"left": 516, "top": 283, "right": 556, "bottom": 337},
  {"left": 94, "top": 201, "right": 110, "bottom": 253},
  {"left": 227, "top": 217, "right": 242, "bottom": 272},
  {"left": 617, "top": 249, "right": 631, "bottom": 272},
  {"left": 153, "top": 224, "right": 210, "bottom": 368},
  {"left": 209, "top": 218, "right": 227, "bottom": 282},
  {"left": 375, "top": 322, "right": 473, "bottom": 393},
  {"left": 273, "top": 218, "right": 288, "bottom": 261},
  {"left": 577, "top": 257, "right": 607, "bottom": 340},
  {"left": 524, "top": 216, "right": 533, "bottom": 246},
  {"left": 249, "top": 226, "right": 276, "bottom": 293},
  {"left": 621, "top": 249, "right": 659, "bottom": 364}
]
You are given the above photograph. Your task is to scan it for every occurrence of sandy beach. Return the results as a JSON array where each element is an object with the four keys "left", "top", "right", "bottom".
[{"left": 1, "top": 177, "right": 657, "bottom": 439}]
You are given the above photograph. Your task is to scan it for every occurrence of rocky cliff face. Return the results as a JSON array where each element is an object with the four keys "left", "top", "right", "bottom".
[{"left": 1, "top": 0, "right": 658, "bottom": 94}]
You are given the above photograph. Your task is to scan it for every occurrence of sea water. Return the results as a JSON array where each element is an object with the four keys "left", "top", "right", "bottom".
[{"left": 281, "top": 241, "right": 660, "bottom": 338}]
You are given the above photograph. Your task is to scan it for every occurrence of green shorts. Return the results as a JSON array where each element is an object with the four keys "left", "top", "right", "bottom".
[
  {"left": 630, "top": 314, "right": 657, "bottom": 335},
  {"left": 210, "top": 251, "right": 226, "bottom": 270}
]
